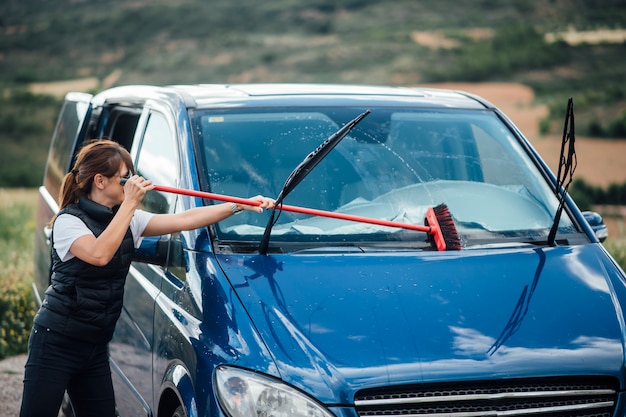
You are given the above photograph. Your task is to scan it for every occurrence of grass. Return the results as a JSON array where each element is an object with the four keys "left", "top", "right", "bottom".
[
  {"left": 0, "top": 188, "right": 37, "bottom": 359},
  {"left": 602, "top": 214, "right": 626, "bottom": 270},
  {"left": 0, "top": 189, "right": 37, "bottom": 277}
]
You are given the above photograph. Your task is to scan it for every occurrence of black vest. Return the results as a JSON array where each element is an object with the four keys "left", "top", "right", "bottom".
[{"left": 34, "top": 196, "right": 135, "bottom": 344}]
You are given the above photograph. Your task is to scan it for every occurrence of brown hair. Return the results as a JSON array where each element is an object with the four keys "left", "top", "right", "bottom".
[{"left": 58, "top": 139, "right": 135, "bottom": 210}]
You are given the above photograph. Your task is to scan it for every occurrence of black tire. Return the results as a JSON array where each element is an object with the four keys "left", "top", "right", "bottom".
[{"left": 171, "top": 405, "right": 186, "bottom": 417}]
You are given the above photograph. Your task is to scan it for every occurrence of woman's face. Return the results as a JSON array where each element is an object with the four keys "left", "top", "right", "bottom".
[{"left": 96, "top": 162, "right": 130, "bottom": 207}]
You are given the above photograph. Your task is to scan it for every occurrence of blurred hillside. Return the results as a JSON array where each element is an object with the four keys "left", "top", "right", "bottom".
[{"left": 1, "top": 0, "right": 625, "bottom": 187}]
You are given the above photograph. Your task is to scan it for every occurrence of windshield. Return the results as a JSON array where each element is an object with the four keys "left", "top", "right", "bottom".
[{"left": 192, "top": 107, "right": 582, "bottom": 250}]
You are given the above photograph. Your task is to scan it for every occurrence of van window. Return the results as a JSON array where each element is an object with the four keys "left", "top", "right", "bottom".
[
  {"left": 135, "top": 112, "right": 178, "bottom": 215},
  {"left": 44, "top": 96, "right": 91, "bottom": 203},
  {"left": 134, "top": 111, "right": 187, "bottom": 282},
  {"left": 103, "top": 108, "right": 141, "bottom": 151}
]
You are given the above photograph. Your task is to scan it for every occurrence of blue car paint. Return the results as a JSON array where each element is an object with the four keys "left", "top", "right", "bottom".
[
  {"left": 156, "top": 241, "right": 626, "bottom": 416},
  {"left": 150, "top": 249, "right": 281, "bottom": 417},
  {"left": 145, "top": 204, "right": 626, "bottom": 416},
  {"left": 211, "top": 244, "right": 626, "bottom": 402},
  {"left": 36, "top": 84, "right": 626, "bottom": 416}
]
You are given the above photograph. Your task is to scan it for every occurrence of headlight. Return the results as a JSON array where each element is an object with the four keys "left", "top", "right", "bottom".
[{"left": 214, "top": 366, "right": 335, "bottom": 417}]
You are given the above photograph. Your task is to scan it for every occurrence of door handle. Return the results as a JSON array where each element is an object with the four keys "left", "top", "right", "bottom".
[{"left": 43, "top": 225, "right": 52, "bottom": 246}]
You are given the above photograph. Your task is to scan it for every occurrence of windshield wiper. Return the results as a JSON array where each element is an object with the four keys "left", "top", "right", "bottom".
[
  {"left": 258, "top": 109, "right": 371, "bottom": 254},
  {"left": 547, "top": 98, "right": 576, "bottom": 246}
]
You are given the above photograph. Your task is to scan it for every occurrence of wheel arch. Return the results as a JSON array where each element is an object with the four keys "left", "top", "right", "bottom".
[{"left": 158, "top": 362, "right": 199, "bottom": 417}]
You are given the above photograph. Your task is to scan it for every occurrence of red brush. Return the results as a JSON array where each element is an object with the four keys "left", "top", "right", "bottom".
[{"left": 153, "top": 184, "right": 461, "bottom": 251}]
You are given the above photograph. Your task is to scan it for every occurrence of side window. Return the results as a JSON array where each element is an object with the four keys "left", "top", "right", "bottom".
[
  {"left": 135, "top": 112, "right": 178, "bottom": 214},
  {"left": 102, "top": 108, "right": 142, "bottom": 151},
  {"left": 473, "top": 124, "right": 529, "bottom": 186},
  {"left": 44, "top": 95, "right": 92, "bottom": 203},
  {"left": 134, "top": 111, "right": 187, "bottom": 282}
]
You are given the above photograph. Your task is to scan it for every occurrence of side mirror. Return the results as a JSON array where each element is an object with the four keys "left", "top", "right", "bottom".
[
  {"left": 133, "top": 235, "right": 187, "bottom": 268},
  {"left": 133, "top": 236, "right": 169, "bottom": 266},
  {"left": 582, "top": 211, "right": 608, "bottom": 243}
]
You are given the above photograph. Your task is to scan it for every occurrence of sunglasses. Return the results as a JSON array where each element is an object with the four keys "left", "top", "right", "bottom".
[{"left": 119, "top": 172, "right": 132, "bottom": 185}]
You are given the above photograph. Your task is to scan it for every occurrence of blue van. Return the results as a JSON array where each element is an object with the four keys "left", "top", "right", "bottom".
[{"left": 35, "top": 84, "right": 624, "bottom": 417}]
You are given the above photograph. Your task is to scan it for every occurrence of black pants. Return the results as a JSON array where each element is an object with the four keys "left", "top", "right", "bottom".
[{"left": 20, "top": 324, "right": 115, "bottom": 417}]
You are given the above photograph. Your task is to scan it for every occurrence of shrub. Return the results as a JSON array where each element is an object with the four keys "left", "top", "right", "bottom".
[
  {"left": 569, "top": 178, "right": 601, "bottom": 211},
  {"left": 585, "top": 113, "right": 626, "bottom": 139},
  {"left": 0, "top": 192, "right": 37, "bottom": 360},
  {"left": 0, "top": 88, "right": 59, "bottom": 188},
  {"left": 569, "top": 178, "right": 626, "bottom": 207},
  {"left": 604, "top": 234, "right": 626, "bottom": 273},
  {"left": 425, "top": 25, "right": 571, "bottom": 82},
  {"left": 608, "top": 112, "right": 626, "bottom": 138},
  {"left": 0, "top": 275, "right": 35, "bottom": 359}
]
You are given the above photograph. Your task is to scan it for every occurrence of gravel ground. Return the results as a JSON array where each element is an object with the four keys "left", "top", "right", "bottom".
[{"left": 0, "top": 354, "right": 26, "bottom": 416}]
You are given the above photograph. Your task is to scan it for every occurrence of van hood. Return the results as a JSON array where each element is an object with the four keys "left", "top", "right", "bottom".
[{"left": 215, "top": 244, "right": 626, "bottom": 402}]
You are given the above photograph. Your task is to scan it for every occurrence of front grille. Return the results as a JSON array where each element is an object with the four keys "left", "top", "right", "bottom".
[{"left": 354, "top": 376, "right": 618, "bottom": 417}]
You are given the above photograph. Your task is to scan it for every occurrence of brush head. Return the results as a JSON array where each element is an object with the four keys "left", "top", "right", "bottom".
[{"left": 425, "top": 204, "right": 461, "bottom": 251}]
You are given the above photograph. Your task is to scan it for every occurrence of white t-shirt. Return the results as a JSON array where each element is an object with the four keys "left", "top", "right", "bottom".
[{"left": 53, "top": 209, "right": 154, "bottom": 262}]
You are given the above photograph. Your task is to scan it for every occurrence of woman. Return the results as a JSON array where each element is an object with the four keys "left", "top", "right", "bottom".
[{"left": 20, "top": 139, "right": 274, "bottom": 417}]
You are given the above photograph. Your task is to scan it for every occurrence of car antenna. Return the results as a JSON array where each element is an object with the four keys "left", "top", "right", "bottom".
[
  {"left": 547, "top": 97, "right": 577, "bottom": 246},
  {"left": 258, "top": 109, "right": 371, "bottom": 255}
]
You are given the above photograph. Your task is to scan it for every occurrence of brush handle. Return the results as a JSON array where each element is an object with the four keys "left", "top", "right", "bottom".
[{"left": 152, "top": 184, "right": 432, "bottom": 233}]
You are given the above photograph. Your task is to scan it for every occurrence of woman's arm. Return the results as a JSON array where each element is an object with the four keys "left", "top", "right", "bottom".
[
  {"left": 143, "top": 196, "right": 274, "bottom": 237},
  {"left": 68, "top": 203, "right": 136, "bottom": 266},
  {"left": 68, "top": 175, "right": 151, "bottom": 266}
]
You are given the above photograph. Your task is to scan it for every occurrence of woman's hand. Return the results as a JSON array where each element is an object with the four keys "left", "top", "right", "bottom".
[
  {"left": 122, "top": 175, "right": 154, "bottom": 206},
  {"left": 238, "top": 195, "right": 276, "bottom": 213}
]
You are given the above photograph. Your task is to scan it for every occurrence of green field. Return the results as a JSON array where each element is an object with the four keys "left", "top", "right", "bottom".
[{"left": 1, "top": 0, "right": 626, "bottom": 188}]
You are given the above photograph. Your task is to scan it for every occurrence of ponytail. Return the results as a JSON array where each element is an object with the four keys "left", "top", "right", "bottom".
[{"left": 58, "top": 169, "right": 85, "bottom": 211}]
